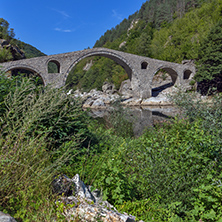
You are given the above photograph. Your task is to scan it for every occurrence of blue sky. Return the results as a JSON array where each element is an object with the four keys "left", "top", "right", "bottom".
[{"left": 1, "top": 0, "right": 145, "bottom": 55}]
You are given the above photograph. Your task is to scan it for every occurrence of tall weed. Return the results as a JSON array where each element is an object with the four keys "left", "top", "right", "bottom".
[{"left": 0, "top": 79, "right": 84, "bottom": 221}]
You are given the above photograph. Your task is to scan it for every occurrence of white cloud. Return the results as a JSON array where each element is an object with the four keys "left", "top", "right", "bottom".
[
  {"left": 112, "top": 10, "right": 123, "bottom": 20},
  {"left": 54, "top": 28, "right": 72, "bottom": 33},
  {"left": 50, "top": 8, "right": 74, "bottom": 33},
  {"left": 51, "top": 8, "right": 71, "bottom": 19}
]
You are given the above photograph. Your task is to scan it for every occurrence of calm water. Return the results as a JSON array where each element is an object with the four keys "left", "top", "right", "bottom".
[{"left": 88, "top": 106, "right": 181, "bottom": 137}]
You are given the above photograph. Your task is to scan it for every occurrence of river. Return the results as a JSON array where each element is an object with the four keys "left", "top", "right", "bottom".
[{"left": 87, "top": 105, "right": 181, "bottom": 137}]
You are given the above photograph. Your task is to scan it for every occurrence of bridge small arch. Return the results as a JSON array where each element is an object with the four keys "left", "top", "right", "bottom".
[
  {"left": 183, "top": 69, "right": 192, "bottom": 79},
  {"left": 141, "top": 61, "right": 148, "bottom": 69},
  {"left": 48, "top": 60, "right": 60, "bottom": 73},
  {"left": 4, "top": 65, "right": 46, "bottom": 86},
  {"left": 151, "top": 67, "right": 178, "bottom": 97}
]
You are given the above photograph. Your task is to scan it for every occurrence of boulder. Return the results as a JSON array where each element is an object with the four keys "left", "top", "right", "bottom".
[
  {"left": 121, "top": 98, "right": 142, "bottom": 106},
  {"left": 83, "top": 97, "right": 95, "bottom": 108},
  {"left": 52, "top": 174, "right": 75, "bottom": 196},
  {"left": 91, "top": 98, "right": 106, "bottom": 108},
  {"left": 0, "top": 212, "right": 17, "bottom": 222},
  {"left": 141, "top": 96, "right": 171, "bottom": 106},
  {"left": 102, "top": 82, "right": 116, "bottom": 94},
  {"left": 54, "top": 174, "right": 142, "bottom": 222},
  {"left": 71, "top": 174, "right": 95, "bottom": 202}
]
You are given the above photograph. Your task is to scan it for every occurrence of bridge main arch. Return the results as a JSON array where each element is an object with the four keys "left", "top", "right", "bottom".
[{"left": 63, "top": 50, "right": 134, "bottom": 85}]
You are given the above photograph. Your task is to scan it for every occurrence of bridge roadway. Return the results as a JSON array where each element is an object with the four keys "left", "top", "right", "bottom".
[{"left": 0, "top": 47, "right": 195, "bottom": 99}]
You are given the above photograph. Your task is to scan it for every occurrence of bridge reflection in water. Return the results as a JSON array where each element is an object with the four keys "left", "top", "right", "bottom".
[{"left": 87, "top": 106, "right": 180, "bottom": 137}]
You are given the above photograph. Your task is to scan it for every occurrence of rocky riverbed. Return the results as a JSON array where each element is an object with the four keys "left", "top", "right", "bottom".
[{"left": 69, "top": 71, "right": 196, "bottom": 109}]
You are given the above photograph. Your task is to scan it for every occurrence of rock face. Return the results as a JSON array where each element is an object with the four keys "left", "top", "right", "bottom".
[
  {"left": 102, "top": 81, "right": 116, "bottom": 94},
  {"left": 83, "top": 60, "right": 93, "bottom": 71},
  {"left": 0, "top": 212, "right": 17, "bottom": 222},
  {"left": 53, "top": 174, "right": 141, "bottom": 222},
  {"left": 0, "top": 39, "right": 25, "bottom": 61}
]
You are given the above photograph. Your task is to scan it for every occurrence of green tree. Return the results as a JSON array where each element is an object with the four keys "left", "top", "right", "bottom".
[
  {"left": 134, "top": 32, "right": 152, "bottom": 57},
  {"left": 0, "top": 47, "right": 13, "bottom": 62},
  {"left": 0, "top": 18, "right": 15, "bottom": 40},
  {"left": 195, "top": 19, "right": 222, "bottom": 82}
]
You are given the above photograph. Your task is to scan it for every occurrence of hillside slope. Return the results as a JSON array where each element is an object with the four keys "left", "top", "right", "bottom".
[{"left": 0, "top": 18, "right": 45, "bottom": 62}]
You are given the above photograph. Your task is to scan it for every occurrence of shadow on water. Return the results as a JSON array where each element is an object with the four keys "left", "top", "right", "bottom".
[{"left": 87, "top": 105, "right": 180, "bottom": 137}]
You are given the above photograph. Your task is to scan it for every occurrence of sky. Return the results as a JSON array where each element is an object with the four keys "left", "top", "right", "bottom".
[{"left": 1, "top": 0, "right": 145, "bottom": 55}]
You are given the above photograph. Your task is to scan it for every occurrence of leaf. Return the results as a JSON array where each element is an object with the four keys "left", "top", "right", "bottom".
[{"left": 105, "top": 177, "right": 112, "bottom": 184}]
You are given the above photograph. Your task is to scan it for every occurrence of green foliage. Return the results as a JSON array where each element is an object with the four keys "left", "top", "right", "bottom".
[
  {"left": 1, "top": 74, "right": 222, "bottom": 221},
  {"left": 21, "top": 41, "right": 45, "bottom": 58},
  {"left": 190, "top": 175, "right": 222, "bottom": 221},
  {"left": 71, "top": 114, "right": 220, "bottom": 221},
  {"left": 169, "top": 90, "right": 222, "bottom": 145},
  {"left": 66, "top": 89, "right": 221, "bottom": 221},
  {"left": 195, "top": 18, "right": 222, "bottom": 82},
  {"left": 95, "top": 0, "right": 207, "bottom": 48},
  {"left": 0, "top": 71, "right": 27, "bottom": 115},
  {"left": 0, "top": 18, "right": 15, "bottom": 41},
  {"left": 0, "top": 78, "right": 84, "bottom": 220},
  {"left": 73, "top": 132, "right": 136, "bottom": 205},
  {"left": 117, "top": 198, "right": 183, "bottom": 221},
  {"left": 3, "top": 79, "right": 93, "bottom": 150},
  {"left": 151, "top": 0, "right": 222, "bottom": 62},
  {"left": 0, "top": 47, "right": 13, "bottom": 62},
  {"left": 0, "top": 72, "right": 101, "bottom": 220}
]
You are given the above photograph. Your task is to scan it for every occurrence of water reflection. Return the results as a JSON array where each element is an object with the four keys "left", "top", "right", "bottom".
[{"left": 87, "top": 106, "right": 180, "bottom": 137}]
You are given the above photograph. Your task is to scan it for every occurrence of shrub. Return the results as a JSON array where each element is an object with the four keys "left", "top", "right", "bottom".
[{"left": 0, "top": 78, "right": 87, "bottom": 220}]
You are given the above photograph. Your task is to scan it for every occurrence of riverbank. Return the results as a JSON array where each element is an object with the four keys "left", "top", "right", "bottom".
[{"left": 71, "top": 85, "right": 207, "bottom": 109}]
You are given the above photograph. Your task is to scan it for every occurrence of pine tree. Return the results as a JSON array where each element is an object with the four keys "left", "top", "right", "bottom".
[{"left": 195, "top": 19, "right": 222, "bottom": 82}]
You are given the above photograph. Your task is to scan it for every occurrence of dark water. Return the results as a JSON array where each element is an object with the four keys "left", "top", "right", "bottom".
[{"left": 87, "top": 106, "right": 180, "bottom": 137}]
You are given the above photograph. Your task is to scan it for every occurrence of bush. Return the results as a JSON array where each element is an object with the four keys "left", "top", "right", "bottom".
[
  {"left": 169, "top": 90, "right": 222, "bottom": 147},
  {"left": 0, "top": 78, "right": 89, "bottom": 220}
]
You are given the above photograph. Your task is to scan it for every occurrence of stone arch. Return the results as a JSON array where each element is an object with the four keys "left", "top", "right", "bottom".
[
  {"left": 141, "top": 61, "right": 148, "bottom": 69},
  {"left": 64, "top": 50, "right": 133, "bottom": 83},
  {"left": 47, "top": 59, "right": 60, "bottom": 73},
  {"left": 183, "top": 69, "right": 192, "bottom": 79},
  {"left": 155, "top": 67, "right": 178, "bottom": 84},
  {"left": 4, "top": 64, "right": 46, "bottom": 85},
  {"left": 151, "top": 66, "right": 178, "bottom": 97}
]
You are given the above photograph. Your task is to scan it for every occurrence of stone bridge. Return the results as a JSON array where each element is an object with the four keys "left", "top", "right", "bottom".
[{"left": 0, "top": 47, "right": 195, "bottom": 99}]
